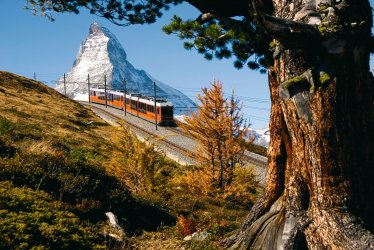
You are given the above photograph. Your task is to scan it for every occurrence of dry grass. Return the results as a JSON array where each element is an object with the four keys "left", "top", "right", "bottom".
[{"left": 0, "top": 71, "right": 119, "bottom": 158}]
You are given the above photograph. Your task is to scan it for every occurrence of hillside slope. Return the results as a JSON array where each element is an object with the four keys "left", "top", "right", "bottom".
[
  {"left": 0, "top": 71, "right": 259, "bottom": 249},
  {"left": 0, "top": 71, "right": 173, "bottom": 249},
  {"left": 0, "top": 71, "right": 115, "bottom": 156}
]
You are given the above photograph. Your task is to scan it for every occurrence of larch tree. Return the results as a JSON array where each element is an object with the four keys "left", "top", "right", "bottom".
[
  {"left": 224, "top": 93, "right": 249, "bottom": 185},
  {"left": 182, "top": 81, "right": 248, "bottom": 190},
  {"left": 26, "top": 0, "right": 374, "bottom": 249}
]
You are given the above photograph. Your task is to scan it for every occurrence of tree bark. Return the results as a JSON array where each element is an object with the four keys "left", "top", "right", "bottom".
[{"left": 225, "top": 0, "right": 374, "bottom": 249}]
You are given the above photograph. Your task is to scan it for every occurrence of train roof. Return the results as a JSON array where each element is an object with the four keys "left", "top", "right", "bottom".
[{"left": 91, "top": 88, "right": 173, "bottom": 107}]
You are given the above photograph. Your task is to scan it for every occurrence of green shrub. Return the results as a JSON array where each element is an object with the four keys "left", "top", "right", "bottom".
[
  {"left": 0, "top": 181, "right": 105, "bottom": 249},
  {"left": 0, "top": 149, "right": 175, "bottom": 233},
  {"left": 110, "top": 126, "right": 175, "bottom": 195},
  {"left": 0, "top": 115, "right": 14, "bottom": 135},
  {"left": 0, "top": 152, "right": 131, "bottom": 211},
  {"left": 222, "top": 166, "right": 259, "bottom": 205}
]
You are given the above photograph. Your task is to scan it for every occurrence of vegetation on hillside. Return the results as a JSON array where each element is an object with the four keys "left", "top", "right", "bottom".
[
  {"left": 0, "top": 181, "right": 103, "bottom": 249},
  {"left": 0, "top": 71, "right": 260, "bottom": 249},
  {"left": 0, "top": 71, "right": 169, "bottom": 248}
]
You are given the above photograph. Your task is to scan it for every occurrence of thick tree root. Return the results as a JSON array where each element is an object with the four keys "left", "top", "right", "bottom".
[
  {"left": 226, "top": 203, "right": 374, "bottom": 250},
  {"left": 226, "top": 196, "right": 284, "bottom": 249},
  {"left": 305, "top": 209, "right": 374, "bottom": 250}
]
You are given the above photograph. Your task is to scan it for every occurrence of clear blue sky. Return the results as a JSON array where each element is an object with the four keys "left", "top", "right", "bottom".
[{"left": 1, "top": 0, "right": 373, "bottom": 128}]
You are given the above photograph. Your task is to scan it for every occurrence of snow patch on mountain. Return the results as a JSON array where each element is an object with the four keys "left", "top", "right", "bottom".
[
  {"left": 246, "top": 127, "right": 270, "bottom": 148},
  {"left": 55, "top": 22, "right": 195, "bottom": 114}
]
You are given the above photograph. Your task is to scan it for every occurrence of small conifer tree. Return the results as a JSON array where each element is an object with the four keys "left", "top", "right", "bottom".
[{"left": 182, "top": 81, "right": 249, "bottom": 190}]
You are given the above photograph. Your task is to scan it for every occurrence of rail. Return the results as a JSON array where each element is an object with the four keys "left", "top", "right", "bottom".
[{"left": 86, "top": 104, "right": 196, "bottom": 164}]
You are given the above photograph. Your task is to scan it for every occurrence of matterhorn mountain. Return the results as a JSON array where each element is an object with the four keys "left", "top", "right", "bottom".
[{"left": 55, "top": 22, "right": 195, "bottom": 114}]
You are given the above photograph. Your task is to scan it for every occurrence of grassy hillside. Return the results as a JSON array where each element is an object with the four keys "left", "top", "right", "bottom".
[
  {"left": 0, "top": 71, "right": 259, "bottom": 249},
  {"left": 0, "top": 71, "right": 174, "bottom": 248},
  {"left": 0, "top": 71, "right": 114, "bottom": 156}
]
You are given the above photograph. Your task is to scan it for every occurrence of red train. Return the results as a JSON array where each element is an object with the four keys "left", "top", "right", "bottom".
[{"left": 89, "top": 88, "right": 174, "bottom": 126}]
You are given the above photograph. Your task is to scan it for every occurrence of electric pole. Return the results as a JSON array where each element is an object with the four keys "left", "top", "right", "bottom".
[
  {"left": 153, "top": 81, "right": 158, "bottom": 130},
  {"left": 104, "top": 75, "right": 107, "bottom": 108},
  {"left": 87, "top": 74, "right": 90, "bottom": 103},
  {"left": 124, "top": 79, "right": 127, "bottom": 116},
  {"left": 63, "top": 73, "right": 66, "bottom": 96}
]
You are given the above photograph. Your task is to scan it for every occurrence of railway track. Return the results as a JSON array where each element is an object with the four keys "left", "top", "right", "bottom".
[
  {"left": 162, "top": 121, "right": 197, "bottom": 140},
  {"left": 83, "top": 102, "right": 268, "bottom": 171},
  {"left": 86, "top": 104, "right": 196, "bottom": 164},
  {"left": 164, "top": 125, "right": 268, "bottom": 168}
]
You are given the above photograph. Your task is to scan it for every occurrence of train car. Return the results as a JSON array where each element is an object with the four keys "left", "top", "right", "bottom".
[{"left": 89, "top": 88, "right": 174, "bottom": 126}]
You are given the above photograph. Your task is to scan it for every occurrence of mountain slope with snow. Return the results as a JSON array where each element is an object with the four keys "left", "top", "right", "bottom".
[
  {"left": 55, "top": 22, "right": 195, "bottom": 114},
  {"left": 247, "top": 127, "right": 270, "bottom": 148}
]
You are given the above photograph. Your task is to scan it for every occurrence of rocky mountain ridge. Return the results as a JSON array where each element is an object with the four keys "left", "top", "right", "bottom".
[{"left": 55, "top": 22, "right": 195, "bottom": 114}]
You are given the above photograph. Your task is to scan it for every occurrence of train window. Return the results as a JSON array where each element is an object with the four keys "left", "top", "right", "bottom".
[
  {"left": 131, "top": 100, "right": 137, "bottom": 109},
  {"left": 98, "top": 92, "right": 105, "bottom": 100},
  {"left": 139, "top": 103, "right": 146, "bottom": 113},
  {"left": 157, "top": 108, "right": 160, "bottom": 114}
]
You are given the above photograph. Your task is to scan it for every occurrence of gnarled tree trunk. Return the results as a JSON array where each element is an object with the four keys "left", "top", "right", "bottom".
[{"left": 225, "top": 0, "right": 374, "bottom": 249}]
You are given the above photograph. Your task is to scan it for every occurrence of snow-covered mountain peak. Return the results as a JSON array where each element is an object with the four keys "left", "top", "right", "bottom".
[
  {"left": 55, "top": 22, "right": 195, "bottom": 114},
  {"left": 88, "top": 21, "right": 103, "bottom": 35}
]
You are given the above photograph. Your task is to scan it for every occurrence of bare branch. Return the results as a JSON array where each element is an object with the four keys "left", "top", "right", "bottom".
[
  {"left": 196, "top": 12, "right": 216, "bottom": 23},
  {"left": 255, "top": 10, "right": 322, "bottom": 51}
]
